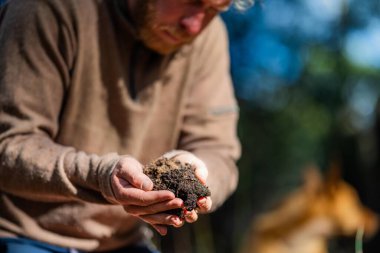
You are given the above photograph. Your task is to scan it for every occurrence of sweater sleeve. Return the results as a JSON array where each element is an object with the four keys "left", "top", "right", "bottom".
[
  {"left": 178, "top": 17, "right": 241, "bottom": 211},
  {"left": 0, "top": 0, "right": 118, "bottom": 204}
]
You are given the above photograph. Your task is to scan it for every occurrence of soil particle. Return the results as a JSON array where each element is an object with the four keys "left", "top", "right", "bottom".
[{"left": 143, "top": 157, "right": 211, "bottom": 218}]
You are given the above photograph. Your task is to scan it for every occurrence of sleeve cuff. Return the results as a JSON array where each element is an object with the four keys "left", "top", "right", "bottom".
[{"left": 97, "top": 154, "right": 121, "bottom": 204}]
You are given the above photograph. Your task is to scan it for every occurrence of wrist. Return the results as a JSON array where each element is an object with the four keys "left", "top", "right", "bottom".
[{"left": 98, "top": 153, "right": 122, "bottom": 204}]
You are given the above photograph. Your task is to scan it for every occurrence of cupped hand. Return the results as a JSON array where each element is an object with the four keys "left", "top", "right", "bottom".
[
  {"left": 163, "top": 150, "right": 213, "bottom": 223},
  {"left": 110, "top": 156, "right": 184, "bottom": 235}
]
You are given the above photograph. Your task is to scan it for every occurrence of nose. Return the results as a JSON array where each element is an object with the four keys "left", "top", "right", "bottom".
[{"left": 180, "top": 11, "right": 206, "bottom": 36}]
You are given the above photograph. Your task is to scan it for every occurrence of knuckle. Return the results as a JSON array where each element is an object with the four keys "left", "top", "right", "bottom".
[
  {"left": 123, "top": 206, "right": 135, "bottom": 214},
  {"left": 140, "top": 215, "right": 156, "bottom": 225},
  {"left": 120, "top": 190, "right": 134, "bottom": 203},
  {"left": 163, "top": 216, "right": 173, "bottom": 225},
  {"left": 136, "top": 194, "right": 149, "bottom": 206},
  {"left": 167, "top": 200, "right": 180, "bottom": 209},
  {"left": 118, "top": 156, "right": 137, "bottom": 170},
  {"left": 123, "top": 206, "right": 140, "bottom": 216},
  {"left": 117, "top": 158, "right": 129, "bottom": 169},
  {"left": 145, "top": 206, "right": 156, "bottom": 215}
]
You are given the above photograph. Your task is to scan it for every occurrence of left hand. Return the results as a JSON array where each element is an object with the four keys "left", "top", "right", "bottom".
[{"left": 163, "top": 150, "right": 213, "bottom": 223}]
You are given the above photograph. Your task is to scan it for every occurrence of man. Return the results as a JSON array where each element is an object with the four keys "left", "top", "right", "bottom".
[{"left": 0, "top": 0, "right": 243, "bottom": 252}]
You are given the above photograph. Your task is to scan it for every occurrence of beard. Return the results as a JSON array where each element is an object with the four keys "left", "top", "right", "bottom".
[{"left": 133, "top": 0, "right": 195, "bottom": 55}]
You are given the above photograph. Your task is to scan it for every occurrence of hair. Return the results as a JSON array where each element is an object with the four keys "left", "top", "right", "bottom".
[{"left": 232, "top": 0, "right": 255, "bottom": 11}]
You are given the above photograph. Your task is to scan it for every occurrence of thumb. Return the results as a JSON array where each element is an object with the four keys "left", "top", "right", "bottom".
[
  {"left": 167, "top": 152, "right": 208, "bottom": 184},
  {"left": 115, "top": 156, "right": 153, "bottom": 191}
]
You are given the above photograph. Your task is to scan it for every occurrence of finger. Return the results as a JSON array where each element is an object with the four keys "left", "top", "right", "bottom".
[
  {"left": 172, "top": 219, "right": 185, "bottom": 228},
  {"left": 174, "top": 154, "right": 208, "bottom": 184},
  {"left": 183, "top": 209, "right": 198, "bottom": 223},
  {"left": 151, "top": 224, "right": 168, "bottom": 236},
  {"left": 195, "top": 166, "right": 208, "bottom": 185},
  {"left": 197, "top": 196, "right": 212, "bottom": 214},
  {"left": 193, "top": 159, "right": 208, "bottom": 184},
  {"left": 140, "top": 213, "right": 183, "bottom": 227},
  {"left": 162, "top": 150, "right": 190, "bottom": 159},
  {"left": 115, "top": 156, "right": 153, "bottom": 191},
  {"left": 116, "top": 184, "right": 175, "bottom": 206},
  {"left": 124, "top": 198, "right": 183, "bottom": 216}
]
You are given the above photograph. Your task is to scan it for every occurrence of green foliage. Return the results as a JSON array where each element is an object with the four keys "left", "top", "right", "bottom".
[{"left": 230, "top": 43, "right": 380, "bottom": 253}]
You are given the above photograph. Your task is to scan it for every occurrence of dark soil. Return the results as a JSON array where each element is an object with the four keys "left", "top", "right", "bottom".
[{"left": 143, "top": 157, "right": 211, "bottom": 218}]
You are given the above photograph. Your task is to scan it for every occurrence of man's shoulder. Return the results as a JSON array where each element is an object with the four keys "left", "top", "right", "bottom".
[
  {"left": 186, "top": 16, "right": 229, "bottom": 58},
  {"left": 23, "top": 0, "right": 99, "bottom": 8},
  {"left": 6, "top": 0, "right": 101, "bottom": 19},
  {"left": 5, "top": 0, "right": 110, "bottom": 32},
  {"left": 206, "top": 16, "right": 228, "bottom": 35}
]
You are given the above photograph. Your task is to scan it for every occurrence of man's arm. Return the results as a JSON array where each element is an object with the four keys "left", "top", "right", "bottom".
[
  {"left": 178, "top": 17, "right": 241, "bottom": 211},
  {"left": 0, "top": 1, "right": 185, "bottom": 235},
  {"left": 0, "top": 0, "right": 117, "bottom": 203}
]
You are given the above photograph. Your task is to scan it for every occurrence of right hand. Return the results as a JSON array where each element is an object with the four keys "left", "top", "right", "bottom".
[
  {"left": 111, "top": 156, "right": 184, "bottom": 235},
  {"left": 163, "top": 150, "right": 212, "bottom": 222}
]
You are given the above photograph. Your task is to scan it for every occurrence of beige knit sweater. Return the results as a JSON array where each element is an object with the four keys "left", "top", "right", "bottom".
[{"left": 0, "top": 0, "right": 240, "bottom": 251}]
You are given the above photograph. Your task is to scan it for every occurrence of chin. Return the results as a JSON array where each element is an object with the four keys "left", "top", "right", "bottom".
[
  {"left": 138, "top": 26, "right": 192, "bottom": 55},
  {"left": 144, "top": 40, "right": 182, "bottom": 55}
]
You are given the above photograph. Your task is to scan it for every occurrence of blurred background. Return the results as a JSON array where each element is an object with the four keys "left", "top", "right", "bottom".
[
  {"left": 0, "top": 0, "right": 378, "bottom": 252},
  {"left": 160, "top": 0, "right": 380, "bottom": 252}
]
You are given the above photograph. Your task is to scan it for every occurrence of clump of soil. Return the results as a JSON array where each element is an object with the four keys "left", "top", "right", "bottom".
[{"left": 143, "top": 157, "right": 211, "bottom": 218}]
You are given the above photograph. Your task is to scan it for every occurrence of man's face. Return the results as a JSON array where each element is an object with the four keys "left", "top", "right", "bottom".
[{"left": 133, "top": 0, "right": 232, "bottom": 54}]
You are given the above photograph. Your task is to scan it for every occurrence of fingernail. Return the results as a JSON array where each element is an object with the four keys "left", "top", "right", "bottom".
[
  {"left": 198, "top": 197, "right": 207, "bottom": 206},
  {"left": 171, "top": 216, "right": 181, "bottom": 225},
  {"left": 142, "top": 180, "right": 153, "bottom": 191}
]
